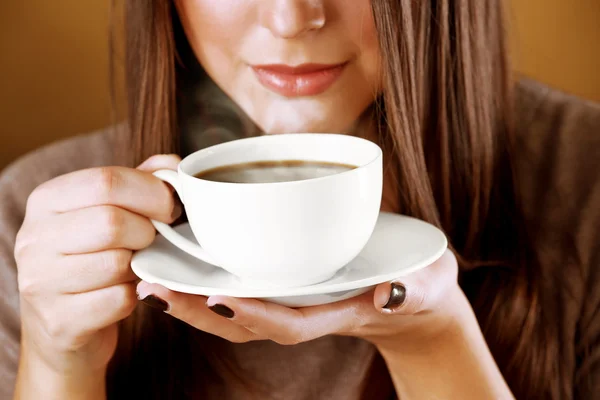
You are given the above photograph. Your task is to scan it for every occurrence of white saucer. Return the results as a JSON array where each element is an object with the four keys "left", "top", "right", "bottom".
[{"left": 131, "top": 212, "right": 447, "bottom": 307}]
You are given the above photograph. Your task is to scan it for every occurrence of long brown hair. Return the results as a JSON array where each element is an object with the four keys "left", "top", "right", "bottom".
[{"left": 109, "top": 1, "right": 565, "bottom": 398}]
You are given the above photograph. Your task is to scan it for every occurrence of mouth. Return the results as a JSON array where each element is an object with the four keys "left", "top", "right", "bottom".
[{"left": 251, "top": 62, "right": 348, "bottom": 97}]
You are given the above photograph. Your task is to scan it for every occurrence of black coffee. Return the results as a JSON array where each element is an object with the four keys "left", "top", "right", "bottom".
[{"left": 194, "top": 160, "right": 356, "bottom": 184}]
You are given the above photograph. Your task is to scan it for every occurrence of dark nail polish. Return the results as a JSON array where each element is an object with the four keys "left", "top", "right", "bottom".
[
  {"left": 209, "top": 304, "right": 235, "bottom": 319},
  {"left": 140, "top": 294, "right": 169, "bottom": 312},
  {"left": 383, "top": 282, "right": 406, "bottom": 311}
]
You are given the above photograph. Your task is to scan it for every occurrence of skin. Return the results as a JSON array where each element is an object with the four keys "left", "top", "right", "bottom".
[
  {"left": 14, "top": 1, "right": 514, "bottom": 399},
  {"left": 175, "top": 0, "right": 382, "bottom": 134}
]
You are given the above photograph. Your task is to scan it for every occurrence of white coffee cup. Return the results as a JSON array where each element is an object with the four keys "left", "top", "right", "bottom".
[{"left": 151, "top": 133, "right": 382, "bottom": 288}]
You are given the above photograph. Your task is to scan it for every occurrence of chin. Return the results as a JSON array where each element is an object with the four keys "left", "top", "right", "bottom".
[
  {"left": 263, "top": 124, "right": 349, "bottom": 135},
  {"left": 237, "top": 91, "right": 359, "bottom": 135},
  {"left": 264, "top": 126, "right": 352, "bottom": 135},
  {"left": 253, "top": 111, "right": 356, "bottom": 135}
]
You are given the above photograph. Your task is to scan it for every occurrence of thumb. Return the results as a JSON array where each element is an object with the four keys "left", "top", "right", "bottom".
[
  {"left": 373, "top": 249, "right": 457, "bottom": 315},
  {"left": 136, "top": 154, "right": 182, "bottom": 172}
]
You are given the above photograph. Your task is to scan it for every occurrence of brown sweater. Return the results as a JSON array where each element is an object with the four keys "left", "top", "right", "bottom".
[{"left": 0, "top": 79, "right": 599, "bottom": 399}]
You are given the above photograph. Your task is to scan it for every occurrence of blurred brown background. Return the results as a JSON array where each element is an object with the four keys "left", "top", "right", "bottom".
[{"left": 1, "top": 0, "right": 599, "bottom": 170}]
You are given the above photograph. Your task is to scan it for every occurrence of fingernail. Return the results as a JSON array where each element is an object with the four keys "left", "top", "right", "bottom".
[
  {"left": 383, "top": 282, "right": 406, "bottom": 311},
  {"left": 171, "top": 202, "right": 182, "bottom": 220},
  {"left": 140, "top": 294, "right": 169, "bottom": 312},
  {"left": 209, "top": 304, "right": 235, "bottom": 319}
]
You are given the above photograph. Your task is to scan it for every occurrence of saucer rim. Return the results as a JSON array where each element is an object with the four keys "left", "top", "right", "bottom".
[{"left": 131, "top": 213, "right": 448, "bottom": 298}]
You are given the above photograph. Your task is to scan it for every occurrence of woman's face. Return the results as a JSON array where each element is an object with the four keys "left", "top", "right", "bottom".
[{"left": 176, "top": 0, "right": 382, "bottom": 134}]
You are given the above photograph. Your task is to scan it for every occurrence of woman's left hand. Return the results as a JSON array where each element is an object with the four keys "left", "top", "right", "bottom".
[{"left": 135, "top": 249, "right": 464, "bottom": 351}]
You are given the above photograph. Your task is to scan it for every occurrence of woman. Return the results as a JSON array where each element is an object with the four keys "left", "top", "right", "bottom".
[{"left": 2, "top": 0, "right": 599, "bottom": 399}]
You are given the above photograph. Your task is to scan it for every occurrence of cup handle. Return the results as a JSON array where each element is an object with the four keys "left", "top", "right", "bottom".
[{"left": 150, "top": 169, "right": 219, "bottom": 266}]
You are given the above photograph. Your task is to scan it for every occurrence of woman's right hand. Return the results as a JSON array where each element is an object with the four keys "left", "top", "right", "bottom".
[{"left": 14, "top": 155, "right": 181, "bottom": 389}]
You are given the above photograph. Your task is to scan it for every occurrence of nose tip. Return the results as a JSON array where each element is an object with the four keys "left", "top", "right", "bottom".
[{"left": 261, "top": 0, "right": 326, "bottom": 39}]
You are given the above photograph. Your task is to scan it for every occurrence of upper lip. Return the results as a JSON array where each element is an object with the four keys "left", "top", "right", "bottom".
[{"left": 251, "top": 63, "right": 346, "bottom": 74}]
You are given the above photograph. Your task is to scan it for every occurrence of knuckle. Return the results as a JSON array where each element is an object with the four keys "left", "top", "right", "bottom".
[
  {"left": 154, "top": 185, "right": 176, "bottom": 222},
  {"left": 111, "top": 284, "right": 137, "bottom": 315},
  {"left": 43, "top": 315, "right": 67, "bottom": 341},
  {"left": 271, "top": 326, "right": 307, "bottom": 346},
  {"left": 240, "top": 318, "right": 259, "bottom": 334},
  {"left": 14, "top": 228, "right": 33, "bottom": 263},
  {"left": 99, "top": 249, "right": 133, "bottom": 279},
  {"left": 44, "top": 326, "right": 82, "bottom": 352},
  {"left": 97, "top": 207, "right": 124, "bottom": 246},
  {"left": 60, "top": 333, "right": 87, "bottom": 352},
  {"left": 93, "top": 167, "right": 120, "bottom": 201},
  {"left": 238, "top": 302, "right": 266, "bottom": 334},
  {"left": 273, "top": 335, "right": 303, "bottom": 346},
  {"left": 26, "top": 183, "right": 49, "bottom": 212},
  {"left": 139, "top": 220, "right": 157, "bottom": 247},
  {"left": 164, "top": 191, "right": 176, "bottom": 217},
  {"left": 17, "top": 274, "right": 42, "bottom": 298},
  {"left": 228, "top": 332, "right": 254, "bottom": 344}
]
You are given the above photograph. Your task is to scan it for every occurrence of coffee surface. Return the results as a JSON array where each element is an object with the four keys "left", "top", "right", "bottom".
[{"left": 194, "top": 160, "right": 356, "bottom": 183}]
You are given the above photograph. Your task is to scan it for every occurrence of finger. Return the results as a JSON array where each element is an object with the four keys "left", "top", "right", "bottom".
[
  {"left": 375, "top": 249, "right": 458, "bottom": 314},
  {"left": 136, "top": 154, "right": 181, "bottom": 172},
  {"left": 55, "top": 250, "right": 137, "bottom": 294},
  {"left": 71, "top": 282, "right": 137, "bottom": 335},
  {"left": 130, "top": 154, "right": 184, "bottom": 217},
  {"left": 205, "top": 292, "right": 375, "bottom": 345},
  {"left": 135, "top": 281, "right": 258, "bottom": 343},
  {"left": 27, "top": 165, "right": 177, "bottom": 223},
  {"left": 136, "top": 154, "right": 181, "bottom": 197},
  {"left": 44, "top": 206, "right": 156, "bottom": 254},
  {"left": 48, "top": 282, "right": 138, "bottom": 344}
]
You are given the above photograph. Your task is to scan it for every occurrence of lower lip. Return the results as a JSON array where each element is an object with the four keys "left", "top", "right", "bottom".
[{"left": 251, "top": 64, "right": 346, "bottom": 97}]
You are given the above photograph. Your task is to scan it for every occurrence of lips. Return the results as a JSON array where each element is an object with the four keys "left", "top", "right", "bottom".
[{"left": 251, "top": 63, "right": 347, "bottom": 97}]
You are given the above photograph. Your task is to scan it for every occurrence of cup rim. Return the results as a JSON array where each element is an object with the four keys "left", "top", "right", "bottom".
[{"left": 178, "top": 133, "right": 382, "bottom": 187}]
